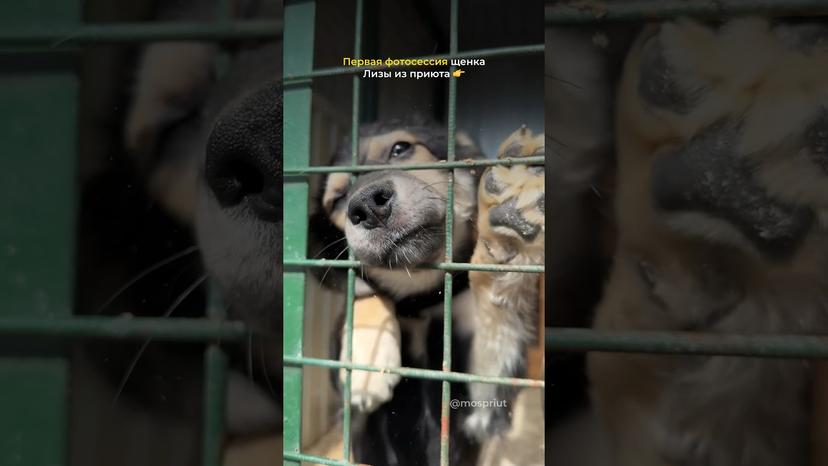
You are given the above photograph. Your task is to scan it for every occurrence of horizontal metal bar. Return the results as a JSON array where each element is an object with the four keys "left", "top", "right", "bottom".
[
  {"left": 284, "top": 355, "right": 544, "bottom": 388},
  {"left": 285, "top": 155, "right": 545, "bottom": 175},
  {"left": 283, "top": 43, "right": 543, "bottom": 84},
  {"left": 284, "top": 258, "right": 544, "bottom": 274},
  {"left": 283, "top": 452, "right": 357, "bottom": 466},
  {"left": 0, "top": 20, "right": 282, "bottom": 47},
  {"left": 0, "top": 317, "right": 247, "bottom": 341},
  {"left": 546, "top": 328, "right": 828, "bottom": 359},
  {"left": 545, "top": 0, "right": 828, "bottom": 24}
]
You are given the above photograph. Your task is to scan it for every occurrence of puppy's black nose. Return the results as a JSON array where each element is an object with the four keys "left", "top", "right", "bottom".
[
  {"left": 205, "top": 82, "right": 281, "bottom": 222},
  {"left": 347, "top": 183, "right": 395, "bottom": 229}
]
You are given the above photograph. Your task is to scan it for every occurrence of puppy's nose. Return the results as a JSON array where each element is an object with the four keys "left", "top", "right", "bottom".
[
  {"left": 347, "top": 183, "right": 395, "bottom": 229},
  {"left": 205, "top": 82, "right": 281, "bottom": 222}
]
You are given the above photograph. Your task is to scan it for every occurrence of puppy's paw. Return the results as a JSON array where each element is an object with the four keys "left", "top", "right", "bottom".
[
  {"left": 339, "top": 296, "right": 402, "bottom": 413},
  {"left": 465, "top": 127, "right": 545, "bottom": 442},
  {"left": 474, "top": 126, "right": 545, "bottom": 264}
]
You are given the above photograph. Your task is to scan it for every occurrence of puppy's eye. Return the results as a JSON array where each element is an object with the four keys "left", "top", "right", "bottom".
[{"left": 389, "top": 141, "right": 412, "bottom": 158}]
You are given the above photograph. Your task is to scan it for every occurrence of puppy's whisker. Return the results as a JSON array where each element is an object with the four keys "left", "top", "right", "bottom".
[
  {"left": 259, "top": 338, "right": 277, "bottom": 398},
  {"left": 545, "top": 72, "right": 583, "bottom": 90},
  {"left": 546, "top": 133, "right": 567, "bottom": 148},
  {"left": 314, "top": 236, "right": 348, "bottom": 259},
  {"left": 247, "top": 331, "right": 254, "bottom": 380},
  {"left": 95, "top": 245, "right": 200, "bottom": 315},
  {"left": 320, "top": 244, "right": 350, "bottom": 286},
  {"left": 420, "top": 180, "right": 452, "bottom": 193},
  {"left": 111, "top": 274, "right": 208, "bottom": 407}
]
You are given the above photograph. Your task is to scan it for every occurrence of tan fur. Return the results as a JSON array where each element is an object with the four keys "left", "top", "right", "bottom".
[
  {"left": 125, "top": 41, "right": 216, "bottom": 224},
  {"left": 465, "top": 127, "right": 545, "bottom": 439},
  {"left": 590, "top": 18, "right": 828, "bottom": 466},
  {"left": 339, "top": 295, "right": 402, "bottom": 412}
]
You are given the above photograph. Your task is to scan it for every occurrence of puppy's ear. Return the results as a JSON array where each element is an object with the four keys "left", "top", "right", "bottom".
[
  {"left": 125, "top": 41, "right": 217, "bottom": 223},
  {"left": 126, "top": 41, "right": 216, "bottom": 163},
  {"left": 419, "top": 128, "right": 483, "bottom": 161}
]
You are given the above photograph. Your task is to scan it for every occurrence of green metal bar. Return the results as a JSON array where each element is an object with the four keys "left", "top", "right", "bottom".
[
  {"left": 342, "top": 0, "right": 364, "bottom": 461},
  {"left": 201, "top": 345, "right": 228, "bottom": 466},
  {"left": 545, "top": 0, "right": 828, "bottom": 24},
  {"left": 0, "top": 3, "right": 78, "bottom": 461},
  {"left": 204, "top": 5, "right": 237, "bottom": 465},
  {"left": 284, "top": 356, "right": 544, "bottom": 388},
  {"left": 546, "top": 328, "right": 828, "bottom": 359},
  {"left": 284, "top": 258, "right": 544, "bottom": 274},
  {"left": 283, "top": 452, "right": 359, "bottom": 466},
  {"left": 283, "top": 44, "right": 544, "bottom": 84},
  {"left": 202, "top": 279, "right": 228, "bottom": 466},
  {"left": 0, "top": 317, "right": 246, "bottom": 341},
  {"left": 440, "top": 0, "right": 459, "bottom": 463},
  {"left": 284, "top": 155, "right": 545, "bottom": 174},
  {"left": 283, "top": 1, "right": 315, "bottom": 464},
  {"left": 0, "top": 21, "right": 282, "bottom": 47}
]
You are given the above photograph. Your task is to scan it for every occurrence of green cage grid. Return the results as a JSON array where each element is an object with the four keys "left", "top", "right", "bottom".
[
  {"left": 0, "top": 0, "right": 280, "bottom": 464},
  {"left": 5, "top": 0, "right": 828, "bottom": 465},
  {"left": 284, "top": 0, "right": 828, "bottom": 465},
  {"left": 283, "top": 0, "right": 545, "bottom": 464}
]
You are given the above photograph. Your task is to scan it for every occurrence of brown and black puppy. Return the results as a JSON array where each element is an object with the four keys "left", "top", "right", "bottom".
[
  {"left": 318, "top": 118, "right": 484, "bottom": 465},
  {"left": 589, "top": 18, "right": 828, "bottom": 466},
  {"left": 318, "top": 120, "right": 547, "bottom": 464}
]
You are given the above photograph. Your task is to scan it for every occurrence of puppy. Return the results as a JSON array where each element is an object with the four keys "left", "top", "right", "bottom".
[
  {"left": 319, "top": 118, "right": 484, "bottom": 465},
  {"left": 122, "top": 0, "right": 283, "bottom": 438},
  {"left": 589, "top": 18, "right": 828, "bottom": 466}
]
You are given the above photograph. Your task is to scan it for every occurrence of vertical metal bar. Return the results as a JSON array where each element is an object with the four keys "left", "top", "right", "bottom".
[
  {"left": 202, "top": 345, "right": 228, "bottom": 466},
  {"left": 202, "top": 286, "right": 227, "bottom": 466},
  {"left": 342, "top": 0, "right": 364, "bottom": 461},
  {"left": 0, "top": 4, "right": 78, "bottom": 465},
  {"left": 201, "top": 1, "right": 234, "bottom": 462},
  {"left": 213, "top": 0, "right": 233, "bottom": 79},
  {"left": 283, "top": 1, "right": 315, "bottom": 464},
  {"left": 359, "top": 0, "right": 379, "bottom": 123},
  {"left": 440, "top": 0, "right": 459, "bottom": 464}
]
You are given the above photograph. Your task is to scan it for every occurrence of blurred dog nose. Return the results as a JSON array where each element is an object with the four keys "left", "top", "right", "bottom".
[
  {"left": 347, "top": 183, "right": 395, "bottom": 229},
  {"left": 205, "top": 82, "right": 281, "bottom": 222}
]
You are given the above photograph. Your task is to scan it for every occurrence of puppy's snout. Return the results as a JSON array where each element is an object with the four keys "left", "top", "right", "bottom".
[
  {"left": 347, "top": 183, "right": 395, "bottom": 229},
  {"left": 205, "top": 82, "right": 281, "bottom": 222}
]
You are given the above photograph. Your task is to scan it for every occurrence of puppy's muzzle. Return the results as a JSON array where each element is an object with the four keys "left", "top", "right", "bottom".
[{"left": 348, "top": 182, "right": 395, "bottom": 230}]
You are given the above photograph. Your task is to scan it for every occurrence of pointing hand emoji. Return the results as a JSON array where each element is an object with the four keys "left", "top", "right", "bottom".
[{"left": 452, "top": 69, "right": 465, "bottom": 78}]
